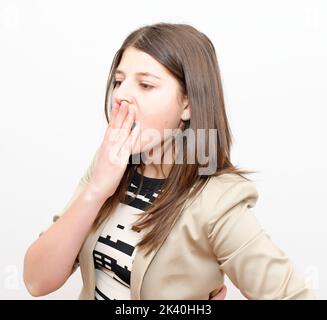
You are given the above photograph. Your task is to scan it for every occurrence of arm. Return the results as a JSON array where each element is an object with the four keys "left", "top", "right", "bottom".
[
  {"left": 23, "top": 148, "right": 106, "bottom": 297},
  {"left": 24, "top": 101, "right": 140, "bottom": 298},
  {"left": 207, "top": 179, "right": 316, "bottom": 300}
]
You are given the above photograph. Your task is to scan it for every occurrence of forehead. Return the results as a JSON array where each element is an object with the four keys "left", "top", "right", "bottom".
[{"left": 116, "top": 47, "right": 169, "bottom": 78}]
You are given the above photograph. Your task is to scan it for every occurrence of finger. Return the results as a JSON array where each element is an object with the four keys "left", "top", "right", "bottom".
[
  {"left": 220, "top": 285, "right": 227, "bottom": 296},
  {"left": 111, "top": 102, "right": 135, "bottom": 145},
  {"left": 110, "top": 127, "right": 129, "bottom": 145},
  {"left": 130, "top": 120, "right": 141, "bottom": 149},
  {"left": 119, "top": 119, "right": 140, "bottom": 152},
  {"left": 121, "top": 105, "right": 136, "bottom": 132},
  {"left": 103, "top": 124, "right": 112, "bottom": 143},
  {"left": 210, "top": 285, "right": 227, "bottom": 300},
  {"left": 119, "top": 120, "right": 141, "bottom": 157},
  {"left": 108, "top": 103, "right": 119, "bottom": 127},
  {"left": 104, "top": 103, "right": 120, "bottom": 142},
  {"left": 112, "top": 101, "right": 129, "bottom": 129}
]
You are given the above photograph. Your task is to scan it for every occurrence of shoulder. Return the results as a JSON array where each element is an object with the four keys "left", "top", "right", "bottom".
[
  {"left": 189, "top": 173, "right": 259, "bottom": 224},
  {"left": 200, "top": 173, "right": 258, "bottom": 206}
]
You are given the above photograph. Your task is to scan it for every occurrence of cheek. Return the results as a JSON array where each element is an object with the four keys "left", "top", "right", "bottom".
[
  {"left": 140, "top": 93, "right": 180, "bottom": 128},
  {"left": 137, "top": 116, "right": 180, "bottom": 154},
  {"left": 141, "top": 114, "right": 177, "bottom": 138}
]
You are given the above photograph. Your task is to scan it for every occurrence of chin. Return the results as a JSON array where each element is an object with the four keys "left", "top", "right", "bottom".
[{"left": 131, "top": 140, "right": 163, "bottom": 157}]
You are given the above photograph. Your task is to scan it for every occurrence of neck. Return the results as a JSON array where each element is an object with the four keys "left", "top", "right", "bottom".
[{"left": 137, "top": 162, "right": 173, "bottom": 179}]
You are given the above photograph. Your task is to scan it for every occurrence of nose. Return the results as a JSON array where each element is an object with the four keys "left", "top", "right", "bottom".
[
  {"left": 112, "top": 81, "right": 136, "bottom": 109},
  {"left": 111, "top": 90, "right": 138, "bottom": 120}
]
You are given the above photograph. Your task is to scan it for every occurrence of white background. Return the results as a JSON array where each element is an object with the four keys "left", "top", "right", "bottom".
[{"left": 0, "top": 0, "right": 326, "bottom": 299}]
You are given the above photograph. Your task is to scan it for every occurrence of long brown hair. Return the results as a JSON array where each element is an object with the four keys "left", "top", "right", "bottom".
[{"left": 91, "top": 22, "right": 258, "bottom": 257}]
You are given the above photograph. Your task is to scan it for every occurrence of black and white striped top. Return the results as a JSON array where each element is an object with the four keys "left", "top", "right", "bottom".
[{"left": 93, "top": 169, "right": 166, "bottom": 300}]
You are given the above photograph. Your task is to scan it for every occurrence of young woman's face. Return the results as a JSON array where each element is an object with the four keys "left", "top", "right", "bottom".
[{"left": 111, "top": 46, "right": 189, "bottom": 155}]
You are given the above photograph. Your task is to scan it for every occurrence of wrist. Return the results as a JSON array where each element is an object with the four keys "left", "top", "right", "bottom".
[{"left": 83, "top": 184, "right": 110, "bottom": 204}]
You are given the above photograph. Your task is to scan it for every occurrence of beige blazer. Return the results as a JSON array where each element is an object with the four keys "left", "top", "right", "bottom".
[{"left": 46, "top": 149, "right": 316, "bottom": 300}]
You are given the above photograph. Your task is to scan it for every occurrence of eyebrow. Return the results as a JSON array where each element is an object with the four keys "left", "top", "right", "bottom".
[{"left": 115, "top": 69, "right": 161, "bottom": 80}]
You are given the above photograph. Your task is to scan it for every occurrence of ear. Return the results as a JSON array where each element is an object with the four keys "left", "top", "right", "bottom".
[{"left": 181, "top": 95, "right": 191, "bottom": 121}]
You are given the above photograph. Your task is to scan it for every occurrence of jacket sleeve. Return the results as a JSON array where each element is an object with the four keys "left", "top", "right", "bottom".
[
  {"left": 38, "top": 147, "right": 100, "bottom": 275},
  {"left": 207, "top": 178, "right": 316, "bottom": 299}
]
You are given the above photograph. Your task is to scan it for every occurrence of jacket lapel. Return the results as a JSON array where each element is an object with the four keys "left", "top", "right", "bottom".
[
  {"left": 78, "top": 213, "right": 111, "bottom": 298},
  {"left": 79, "top": 191, "right": 193, "bottom": 300},
  {"left": 130, "top": 240, "right": 158, "bottom": 299},
  {"left": 130, "top": 193, "right": 194, "bottom": 299}
]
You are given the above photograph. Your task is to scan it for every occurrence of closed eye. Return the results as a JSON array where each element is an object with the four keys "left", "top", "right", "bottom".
[
  {"left": 140, "top": 83, "right": 154, "bottom": 90},
  {"left": 113, "top": 80, "right": 154, "bottom": 90}
]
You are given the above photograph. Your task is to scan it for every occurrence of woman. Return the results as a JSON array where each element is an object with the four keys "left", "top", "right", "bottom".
[{"left": 23, "top": 22, "right": 316, "bottom": 300}]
